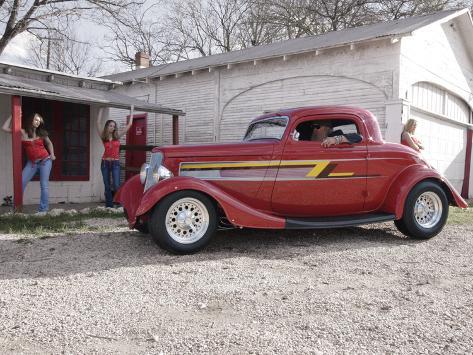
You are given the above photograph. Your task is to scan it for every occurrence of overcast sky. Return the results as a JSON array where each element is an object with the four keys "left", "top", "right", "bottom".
[
  {"left": 1, "top": 27, "right": 131, "bottom": 76},
  {"left": 0, "top": 14, "right": 137, "bottom": 77}
]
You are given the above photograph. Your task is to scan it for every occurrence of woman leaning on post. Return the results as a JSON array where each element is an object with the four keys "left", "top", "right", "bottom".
[
  {"left": 2, "top": 113, "right": 56, "bottom": 212},
  {"left": 96, "top": 106, "right": 134, "bottom": 208}
]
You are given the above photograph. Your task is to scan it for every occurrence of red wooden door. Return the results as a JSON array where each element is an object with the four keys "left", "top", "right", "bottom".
[{"left": 126, "top": 114, "right": 147, "bottom": 181}]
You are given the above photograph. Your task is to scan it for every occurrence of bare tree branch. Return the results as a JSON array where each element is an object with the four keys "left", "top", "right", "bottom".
[
  {"left": 0, "top": 0, "right": 143, "bottom": 55},
  {"left": 25, "top": 25, "right": 102, "bottom": 76}
]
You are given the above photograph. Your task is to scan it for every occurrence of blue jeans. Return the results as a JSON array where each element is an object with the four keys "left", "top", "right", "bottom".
[
  {"left": 22, "top": 158, "right": 52, "bottom": 212},
  {"left": 101, "top": 160, "right": 120, "bottom": 207}
]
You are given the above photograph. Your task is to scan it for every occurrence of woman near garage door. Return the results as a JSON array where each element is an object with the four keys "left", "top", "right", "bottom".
[{"left": 401, "top": 118, "right": 424, "bottom": 152}]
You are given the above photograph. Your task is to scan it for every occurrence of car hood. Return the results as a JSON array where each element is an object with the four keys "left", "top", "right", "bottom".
[{"left": 153, "top": 140, "right": 278, "bottom": 158}]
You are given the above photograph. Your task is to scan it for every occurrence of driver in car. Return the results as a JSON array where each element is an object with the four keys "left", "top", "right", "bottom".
[{"left": 311, "top": 121, "right": 362, "bottom": 147}]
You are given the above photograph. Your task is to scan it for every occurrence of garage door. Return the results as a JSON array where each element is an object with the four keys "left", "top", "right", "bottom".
[
  {"left": 410, "top": 108, "right": 467, "bottom": 192},
  {"left": 409, "top": 82, "right": 471, "bottom": 193},
  {"left": 219, "top": 75, "right": 387, "bottom": 142}
]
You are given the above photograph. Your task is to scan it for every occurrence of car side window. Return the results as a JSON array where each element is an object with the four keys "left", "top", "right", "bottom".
[
  {"left": 294, "top": 119, "right": 360, "bottom": 142},
  {"left": 332, "top": 122, "right": 359, "bottom": 135}
]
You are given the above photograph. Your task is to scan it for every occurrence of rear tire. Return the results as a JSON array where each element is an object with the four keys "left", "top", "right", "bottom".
[
  {"left": 394, "top": 219, "right": 410, "bottom": 237},
  {"left": 394, "top": 181, "right": 448, "bottom": 239},
  {"left": 149, "top": 191, "right": 217, "bottom": 254}
]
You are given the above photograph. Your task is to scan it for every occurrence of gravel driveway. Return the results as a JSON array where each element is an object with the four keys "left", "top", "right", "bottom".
[{"left": 1, "top": 219, "right": 472, "bottom": 354}]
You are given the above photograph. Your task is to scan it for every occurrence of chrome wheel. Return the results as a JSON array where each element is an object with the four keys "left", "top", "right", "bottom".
[
  {"left": 414, "top": 191, "right": 442, "bottom": 229},
  {"left": 165, "top": 197, "right": 209, "bottom": 244},
  {"left": 395, "top": 181, "right": 448, "bottom": 240}
]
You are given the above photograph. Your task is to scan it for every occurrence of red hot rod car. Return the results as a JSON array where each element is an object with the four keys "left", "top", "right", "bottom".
[{"left": 115, "top": 106, "right": 467, "bottom": 254}]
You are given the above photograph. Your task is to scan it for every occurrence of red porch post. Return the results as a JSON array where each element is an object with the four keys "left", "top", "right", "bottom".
[
  {"left": 11, "top": 96, "right": 22, "bottom": 211},
  {"left": 461, "top": 128, "right": 472, "bottom": 198},
  {"left": 172, "top": 114, "right": 179, "bottom": 145}
]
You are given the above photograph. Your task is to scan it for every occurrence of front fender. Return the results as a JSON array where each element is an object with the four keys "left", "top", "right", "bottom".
[
  {"left": 381, "top": 165, "right": 468, "bottom": 219},
  {"left": 136, "top": 176, "right": 285, "bottom": 229},
  {"left": 114, "top": 174, "right": 144, "bottom": 227}
]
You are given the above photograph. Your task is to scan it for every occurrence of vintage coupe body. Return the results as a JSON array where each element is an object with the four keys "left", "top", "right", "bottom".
[{"left": 116, "top": 106, "right": 467, "bottom": 253}]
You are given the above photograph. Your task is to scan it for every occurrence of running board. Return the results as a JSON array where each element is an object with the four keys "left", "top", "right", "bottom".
[{"left": 285, "top": 213, "right": 396, "bottom": 229}]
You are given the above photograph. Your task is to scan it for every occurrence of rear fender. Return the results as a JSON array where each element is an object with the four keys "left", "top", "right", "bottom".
[
  {"left": 381, "top": 165, "right": 468, "bottom": 219},
  {"left": 136, "top": 176, "right": 285, "bottom": 229}
]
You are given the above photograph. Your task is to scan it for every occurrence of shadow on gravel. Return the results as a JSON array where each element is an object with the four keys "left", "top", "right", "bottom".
[{"left": 0, "top": 223, "right": 425, "bottom": 280}]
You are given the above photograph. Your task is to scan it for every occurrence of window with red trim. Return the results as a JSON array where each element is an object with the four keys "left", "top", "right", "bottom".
[{"left": 22, "top": 97, "right": 90, "bottom": 181}]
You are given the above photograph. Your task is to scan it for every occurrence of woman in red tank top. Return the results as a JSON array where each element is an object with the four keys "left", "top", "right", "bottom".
[
  {"left": 2, "top": 113, "right": 56, "bottom": 212},
  {"left": 96, "top": 107, "right": 134, "bottom": 207},
  {"left": 401, "top": 118, "right": 424, "bottom": 152}
]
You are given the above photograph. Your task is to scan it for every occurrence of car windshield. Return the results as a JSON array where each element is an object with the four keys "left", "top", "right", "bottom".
[{"left": 243, "top": 116, "right": 289, "bottom": 141}]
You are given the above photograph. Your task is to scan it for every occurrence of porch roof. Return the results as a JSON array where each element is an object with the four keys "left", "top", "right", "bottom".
[{"left": 0, "top": 67, "right": 184, "bottom": 116}]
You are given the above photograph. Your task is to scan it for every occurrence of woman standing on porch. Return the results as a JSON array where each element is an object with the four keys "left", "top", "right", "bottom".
[
  {"left": 96, "top": 106, "right": 134, "bottom": 208},
  {"left": 2, "top": 113, "right": 56, "bottom": 212}
]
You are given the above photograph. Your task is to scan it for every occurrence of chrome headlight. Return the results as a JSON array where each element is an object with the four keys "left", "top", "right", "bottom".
[
  {"left": 140, "top": 163, "right": 149, "bottom": 184},
  {"left": 152, "top": 165, "right": 173, "bottom": 183}
]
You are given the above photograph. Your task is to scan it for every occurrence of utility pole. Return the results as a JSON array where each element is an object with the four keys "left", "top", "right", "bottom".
[
  {"left": 45, "top": 36, "right": 63, "bottom": 69},
  {"left": 47, "top": 37, "right": 51, "bottom": 69},
  {"left": 36, "top": 29, "right": 62, "bottom": 70}
]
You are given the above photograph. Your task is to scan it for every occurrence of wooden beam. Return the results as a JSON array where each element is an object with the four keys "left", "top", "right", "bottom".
[
  {"left": 11, "top": 96, "right": 22, "bottom": 212},
  {"left": 172, "top": 115, "right": 179, "bottom": 145}
]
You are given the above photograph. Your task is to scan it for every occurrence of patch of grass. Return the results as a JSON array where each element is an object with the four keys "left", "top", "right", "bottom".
[
  {"left": 448, "top": 205, "right": 473, "bottom": 225},
  {"left": 0, "top": 209, "right": 125, "bottom": 236}
]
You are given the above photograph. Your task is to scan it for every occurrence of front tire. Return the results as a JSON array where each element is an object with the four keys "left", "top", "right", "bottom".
[
  {"left": 149, "top": 191, "right": 217, "bottom": 254},
  {"left": 135, "top": 222, "right": 149, "bottom": 234},
  {"left": 395, "top": 181, "right": 448, "bottom": 239}
]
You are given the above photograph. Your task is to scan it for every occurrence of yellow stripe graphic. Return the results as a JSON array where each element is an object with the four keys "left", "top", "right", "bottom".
[
  {"left": 328, "top": 172, "right": 354, "bottom": 177},
  {"left": 181, "top": 160, "right": 355, "bottom": 178},
  {"left": 305, "top": 161, "right": 330, "bottom": 177},
  {"left": 181, "top": 160, "right": 329, "bottom": 170}
]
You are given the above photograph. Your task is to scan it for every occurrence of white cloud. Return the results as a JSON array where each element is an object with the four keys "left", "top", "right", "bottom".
[{"left": 0, "top": 32, "right": 33, "bottom": 65}]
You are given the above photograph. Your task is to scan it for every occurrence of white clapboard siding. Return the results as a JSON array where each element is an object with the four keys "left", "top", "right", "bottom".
[
  {"left": 156, "top": 75, "right": 215, "bottom": 144},
  {"left": 220, "top": 76, "right": 387, "bottom": 142}
]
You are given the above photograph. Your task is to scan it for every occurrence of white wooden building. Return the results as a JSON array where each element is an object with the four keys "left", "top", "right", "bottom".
[{"left": 105, "top": 9, "right": 473, "bottom": 198}]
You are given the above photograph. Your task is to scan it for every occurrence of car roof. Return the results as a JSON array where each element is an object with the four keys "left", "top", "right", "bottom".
[
  {"left": 252, "top": 106, "right": 371, "bottom": 120},
  {"left": 250, "top": 106, "right": 383, "bottom": 142}
]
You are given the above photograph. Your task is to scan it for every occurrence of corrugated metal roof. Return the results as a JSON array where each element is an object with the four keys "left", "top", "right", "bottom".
[
  {"left": 0, "top": 61, "right": 122, "bottom": 84},
  {"left": 0, "top": 73, "right": 184, "bottom": 115},
  {"left": 104, "top": 9, "right": 463, "bottom": 83}
]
